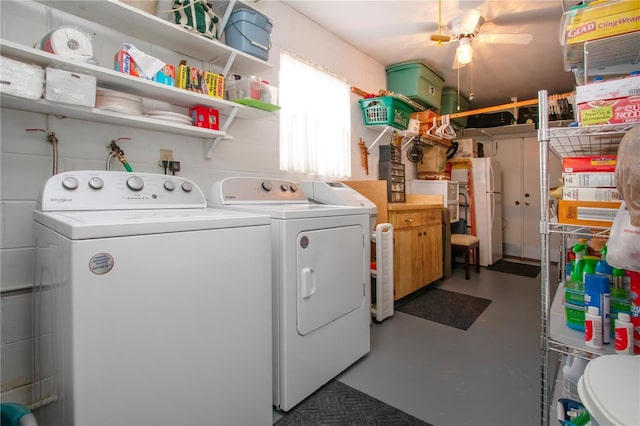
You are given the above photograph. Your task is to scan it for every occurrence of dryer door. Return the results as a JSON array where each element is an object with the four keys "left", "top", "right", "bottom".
[{"left": 296, "top": 224, "right": 365, "bottom": 335}]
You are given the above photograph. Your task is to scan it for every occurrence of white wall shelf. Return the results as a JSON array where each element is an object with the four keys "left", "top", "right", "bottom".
[{"left": 34, "top": 0, "right": 273, "bottom": 76}]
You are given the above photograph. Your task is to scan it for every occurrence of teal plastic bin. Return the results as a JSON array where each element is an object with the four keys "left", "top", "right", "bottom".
[
  {"left": 1, "top": 403, "right": 37, "bottom": 426},
  {"left": 385, "top": 61, "right": 444, "bottom": 110},
  {"left": 224, "top": 8, "right": 272, "bottom": 61},
  {"left": 441, "top": 87, "right": 470, "bottom": 127}
]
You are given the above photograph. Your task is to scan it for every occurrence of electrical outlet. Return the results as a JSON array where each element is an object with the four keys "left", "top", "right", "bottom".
[{"left": 159, "top": 149, "right": 173, "bottom": 166}]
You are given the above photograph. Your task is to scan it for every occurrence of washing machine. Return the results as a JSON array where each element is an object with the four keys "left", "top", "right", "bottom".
[
  {"left": 209, "top": 177, "right": 371, "bottom": 412},
  {"left": 32, "top": 171, "right": 272, "bottom": 426}
]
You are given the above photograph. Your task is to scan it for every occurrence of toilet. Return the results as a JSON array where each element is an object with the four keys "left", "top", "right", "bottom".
[{"left": 577, "top": 355, "right": 639, "bottom": 426}]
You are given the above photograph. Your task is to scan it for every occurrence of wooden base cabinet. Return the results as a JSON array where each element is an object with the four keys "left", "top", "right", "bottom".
[{"left": 389, "top": 206, "right": 442, "bottom": 300}]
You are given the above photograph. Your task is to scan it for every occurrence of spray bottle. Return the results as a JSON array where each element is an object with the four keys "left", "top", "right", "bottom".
[
  {"left": 571, "top": 243, "right": 587, "bottom": 284},
  {"left": 596, "top": 245, "right": 614, "bottom": 286}
]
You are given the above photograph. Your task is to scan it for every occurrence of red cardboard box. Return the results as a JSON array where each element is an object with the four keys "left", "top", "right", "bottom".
[
  {"left": 189, "top": 106, "right": 219, "bottom": 130},
  {"left": 578, "top": 95, "right": 640, "bottom": 125},
  {"left": 562, "top": 155, "right": 617, "bottom": 173},
  {"left": 114, "top": 50, "right": 142, "bottom": 77}
]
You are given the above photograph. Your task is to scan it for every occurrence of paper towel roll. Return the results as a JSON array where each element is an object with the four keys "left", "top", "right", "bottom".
[{"left": 39, "top": 27, "right": 95, "bottom": 62}]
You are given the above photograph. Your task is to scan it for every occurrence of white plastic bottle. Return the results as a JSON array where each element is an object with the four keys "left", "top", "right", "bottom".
[
  {"left": 562, "top": 355, "right": 589, "bottom": 400},
  {"left": 615, "top": 313, "right": 634, "bottom": 354},
  {"left": 585, "top": 306, "right": 603, "bottom": 349}
]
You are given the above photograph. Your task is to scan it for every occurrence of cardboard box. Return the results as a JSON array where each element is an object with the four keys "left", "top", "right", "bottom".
[
  {"left": 562, "top": 155, "right": 617, "bottom": 173},
  {"left": 558, "top": 200, "right": 621, "bottom": 227},
  {"left": 114, "top": 50, "right": 142, "bottom": 77},
  {"left": 153, "top": 64, "right": 175, "bottom": 86},
  {"left": 452, "top": 138, "right": 478, "bottom": 159},
  {"left": 563, "top": 172, "right": 616, "bottom": 187},
  {"left": 563, "top": 0, "right": 640, "bottom": 45},
  {"left": 577, "top": 95, "right": 640, "bottom": 125},
  {"left": 205, "top": 72, "right": 225, "bottom": 99},
  {"left": 575, "top": 75, "right": 640, "bottom": 104},
  {"left": 189, "top": 106, "right": 219, "bottom": 130},
  {"left": 562, "top": 187, "right": 622, "bottom": 201},
  {"left": 45, "top": 67, "right": 96, "bottom": 107}
]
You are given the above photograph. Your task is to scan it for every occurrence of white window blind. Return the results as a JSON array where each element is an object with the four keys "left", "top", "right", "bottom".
[{"left": 279, "top": 51, "right": 351, "bottom": 178}]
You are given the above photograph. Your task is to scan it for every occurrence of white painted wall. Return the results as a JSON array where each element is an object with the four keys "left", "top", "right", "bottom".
[{"left": 0, "top": 0, "right": 387, "bottom": 406}]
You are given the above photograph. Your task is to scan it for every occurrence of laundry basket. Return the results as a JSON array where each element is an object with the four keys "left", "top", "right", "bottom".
[
  {"left": 0, "top": 403, "right": 37, "bottom": 426},
  {"left": 359, "top": 96, "right": 413, "bottom": 130}
]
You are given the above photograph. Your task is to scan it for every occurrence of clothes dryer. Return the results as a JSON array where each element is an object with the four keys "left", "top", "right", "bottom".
[
  {"left": 33, "top": 171, "right": 272, "bottom": 426},
  {"left": 210, "top": 177, "right": 371, "bottom": 412}
]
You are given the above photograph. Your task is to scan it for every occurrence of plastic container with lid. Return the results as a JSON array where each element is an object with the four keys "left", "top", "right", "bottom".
[
  {"left": 584, "top": 306, "right": 602, "bottom": 349},
  {"left": 614, "top": 312, "right": 633, "bottom": 354},
  {"left": 578, "top": 355, "right": 639, "bottom": 426}
]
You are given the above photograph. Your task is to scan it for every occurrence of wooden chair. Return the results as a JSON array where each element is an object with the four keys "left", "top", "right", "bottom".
[{"left": 451, "top": 234, "right": 480, "bottom": 280}]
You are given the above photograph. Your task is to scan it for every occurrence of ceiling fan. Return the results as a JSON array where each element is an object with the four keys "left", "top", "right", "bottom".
[{"left": 431, "top": 8, "right": 534, "bottom": 69}]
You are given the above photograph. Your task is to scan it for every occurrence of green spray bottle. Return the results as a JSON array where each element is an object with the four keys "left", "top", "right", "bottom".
[{"left": 571, "top": 243, "right": 587, "bottom": 284}]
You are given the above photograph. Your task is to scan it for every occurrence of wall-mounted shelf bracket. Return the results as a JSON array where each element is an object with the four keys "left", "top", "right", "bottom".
[{"left": 204, "top": 105, "right": 240, "bottom": 158}]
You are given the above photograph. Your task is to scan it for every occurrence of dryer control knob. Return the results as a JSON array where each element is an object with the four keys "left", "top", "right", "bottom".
[
  {"left": 289, "top": 184, "right": 298, "bottom": 192},
  {"left": 280, "top": 183, "right": 289, "bottom": 192},
  {"left": 181, "top": 182, "right": 193, "bottom": 192},
  {"left": 62, "top": 176, "right": 79, "bottom": 190},
  {"left": 88, "top": 177, "right": 104, "bottom": 190},
  {"left": 126, "top": 176, "right": 144, "bottom": 191},
  {"left": 261, "top": 181, "right": 272, "bottom": 192},
  {"left": 164, "top": 180, "right": 176, "bottom": 191}
]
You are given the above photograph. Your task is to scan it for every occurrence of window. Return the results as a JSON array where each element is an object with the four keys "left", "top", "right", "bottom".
[{"left": 279, "top": 51, "right": 351, "bottom": 178}]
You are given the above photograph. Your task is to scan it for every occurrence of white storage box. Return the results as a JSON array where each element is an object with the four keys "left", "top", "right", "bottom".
[
  {"left": 45, "top": 67, "right": 96, "bottom": 107},
  {"left": 576, "top": 75, "right": 640, "bottom": 104},
  {"left": 562, "top": 187, "right": 622, "bottom": 202},
  {"left": 0, "top": 56, "right": 44, "bottom": 100}
]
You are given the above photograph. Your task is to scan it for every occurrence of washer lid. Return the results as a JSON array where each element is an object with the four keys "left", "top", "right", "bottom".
[
  {"left": 578, "top": 355, "right": 639, "bottom": 426},
  {"left": 33, "top": 207, "right": 270, "bottom": 239},
  {"left": 208, "top": 202, "right": 369, "bottom": 220}
]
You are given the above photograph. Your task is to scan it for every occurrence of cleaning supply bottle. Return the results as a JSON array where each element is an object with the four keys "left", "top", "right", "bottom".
[
  {"left": 585, "top": 274, "right": 611, "bottom": 345},
  {"left": 595, "top": 245, "right": 613, "bottom": 286},
  {"left": 583, "top": 255, "right": 599, "bottom": 282},
  {"left": 615, "top": 313, "right": 634, "bottom": 354},
  {"left": 562, "top": 355, "right": 589, "bottom": 400},
  {"left": 585, "top": 306, "right": 603, "bottom": 349},
  {"left": 571, "top": 243, "right": 587, "bottom": 284}
]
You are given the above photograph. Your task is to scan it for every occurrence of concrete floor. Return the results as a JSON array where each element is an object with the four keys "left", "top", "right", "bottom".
[{"left": 274, "top": 261, "right": 553, "bottom": 426}]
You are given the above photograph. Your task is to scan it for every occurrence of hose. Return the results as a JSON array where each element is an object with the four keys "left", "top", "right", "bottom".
[{"left": 107, "top": 138, "right": 133, "bottom": 172}]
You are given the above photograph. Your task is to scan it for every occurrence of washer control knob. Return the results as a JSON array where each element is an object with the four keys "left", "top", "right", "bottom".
[
  {"left": 164, "top": 180, "right": 176, "bottom": 191},
  {"left": 280, "top": 183, "right": 289, "bottom": 192},
  {"left": 261, "top": 181, "right": 272, "bottom": 192},
  {"left": 88, "top": 177, "right": 104, "bottom": 190},
  {"left": 62, "top": 176, "right": 79, "bottom": 190},
  {"left": 181, "top": 181, "right": 193, "bottom": 193},
  {"left": 126, "top": 176, "right": 144, "bottom": 191},
  {"left": 289, "top": 184, "right": 298, "bottom": 193}
]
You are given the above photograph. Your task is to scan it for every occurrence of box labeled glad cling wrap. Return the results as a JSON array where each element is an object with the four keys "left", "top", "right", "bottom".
[
  {"left": 578, "top": 95, "right": 640, "bottom": 125},
  {"left": 564, "top": 0, "right": 640, "bottom": 45}
]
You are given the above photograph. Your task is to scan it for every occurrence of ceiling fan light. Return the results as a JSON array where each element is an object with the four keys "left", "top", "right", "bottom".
[{"left": 456, "top": 38, "right": 473, "bottom": 64}]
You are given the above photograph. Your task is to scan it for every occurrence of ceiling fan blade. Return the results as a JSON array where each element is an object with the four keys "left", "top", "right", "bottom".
[
  {"left": 477, "top": 33, "right": 533, "bottom": 45},
  {"left": 460, "top": 9, "right": 483, "bottom": 34}
]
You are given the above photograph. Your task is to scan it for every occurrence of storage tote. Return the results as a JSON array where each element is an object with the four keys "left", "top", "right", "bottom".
[
  {"left": 224, "top": 8, "right": 272, "bottom": 61},
  {"left": 440, "top": 87, "right": 470, "bottom": 127},
  {"left": 385, "top": 61, "right": 444, "bottom": 110},
  {"left": 359, "top": 96, "right": 414, "bottom": 130}
]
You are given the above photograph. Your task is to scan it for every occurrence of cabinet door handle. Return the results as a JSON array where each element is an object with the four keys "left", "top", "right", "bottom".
[
  {"left": 515, "top": 200, "right": 520, "bottom": 206},
  {"left": 406, "top": 218, "right": 413, "bottom": 223}
]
